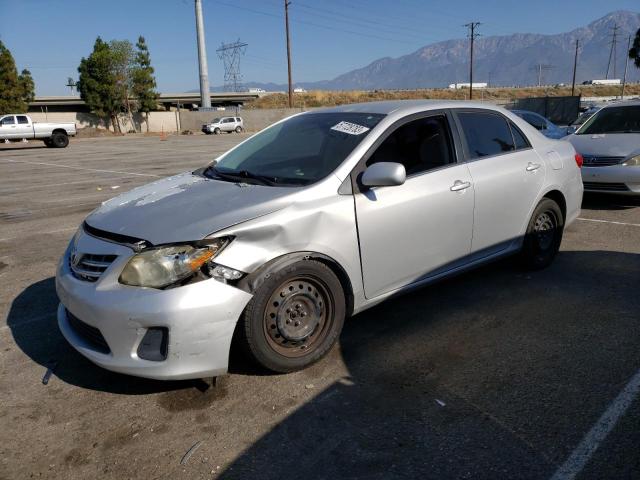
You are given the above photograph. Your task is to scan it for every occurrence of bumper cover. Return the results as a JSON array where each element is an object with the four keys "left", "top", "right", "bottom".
[
  {"left": 581, "top": 165, "right": 640, "bottom": 194},
  {"left": 55, "top": 231, "right": 252, "bottom": 380}
]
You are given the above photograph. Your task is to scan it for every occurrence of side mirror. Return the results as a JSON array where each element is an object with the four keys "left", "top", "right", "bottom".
[{"left": 361, "top": 162, "right": 406, "bottom": 188}]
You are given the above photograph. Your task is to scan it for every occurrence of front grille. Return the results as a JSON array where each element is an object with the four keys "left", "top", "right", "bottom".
[
  {"left": 66, "top": 310, "right": 110, "bottom": 354},
  {"left": 69, "top": 253, "right": 116, "bottom": 282},
  {"left": 583, "top": 182, "right": 630, "bottom": 192},
  {"left": 582, "top": 156, "right": 624, "bottom": 167}
]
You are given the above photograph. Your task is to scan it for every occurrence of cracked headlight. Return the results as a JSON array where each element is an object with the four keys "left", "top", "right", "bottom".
[
  {"left": 622, "top": 155, "right": 640, "bottom": 167},
  {"left": 119, "top": 238, "right": 231, "bottom": 288}
]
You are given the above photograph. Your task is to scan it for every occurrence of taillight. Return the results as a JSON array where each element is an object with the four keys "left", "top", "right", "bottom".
[{"left": 575, "top": 153, "right": 583, "bottom": 168}]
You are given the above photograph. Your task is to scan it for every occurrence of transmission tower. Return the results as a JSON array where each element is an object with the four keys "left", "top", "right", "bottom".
[
  {"left": 605, "top": 23, "right": 620, "bottom": 79},
  {"left": 217, "top": 39, "right": 248, "bottom": 92},
  {"left": 532, "top": 63, "right": 554, "bottom": 87}
]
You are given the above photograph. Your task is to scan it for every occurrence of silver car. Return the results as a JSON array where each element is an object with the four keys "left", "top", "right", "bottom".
[
  {"left": 56, "top": 101, "right": 583, "bottom": 380},
  {"left": 202, "top": 116, "right": 244, "bottom": 135},
  {"left": 566, "top": 101, "right": 640, "bottom": 195}
]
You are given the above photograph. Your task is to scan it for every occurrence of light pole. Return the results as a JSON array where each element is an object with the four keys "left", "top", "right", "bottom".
[{"left": 195, "top": 0, "right": 211, "bottom": 109}]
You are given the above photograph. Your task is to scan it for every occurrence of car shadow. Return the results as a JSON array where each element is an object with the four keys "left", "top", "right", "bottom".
[
  {"left": 215, "top": 250, "right": 640, "bottom": 479},
  {"left": 582, "top": 192, "right": 640, "bottom": 210},
  {"left": 0, "top": 144, "right": 47, "bottom": 151}
]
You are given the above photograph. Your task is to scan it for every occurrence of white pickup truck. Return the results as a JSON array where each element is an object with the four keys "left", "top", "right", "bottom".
[{"left": 0, "top": 114, "right": 76, "bottom": 148}]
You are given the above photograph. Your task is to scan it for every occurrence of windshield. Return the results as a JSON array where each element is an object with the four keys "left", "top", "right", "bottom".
[
  {"left": 211, "top": 112, "right": 385, "bottom": 185},
  {"left": 211, "top": 117, "right": 221, "bottom": 123},
  {"left": 578, "top": 106, "right": 640, "bottom": 134}
]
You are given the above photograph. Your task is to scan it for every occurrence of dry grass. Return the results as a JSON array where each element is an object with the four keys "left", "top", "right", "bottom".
[{"left": 243, "top": 84, "right": 640, "bottom": 110}]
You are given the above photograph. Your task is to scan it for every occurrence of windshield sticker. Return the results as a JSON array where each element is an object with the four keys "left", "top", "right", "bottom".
[{"left": 331, "top": 121, "right": 370, "bottom": 135}]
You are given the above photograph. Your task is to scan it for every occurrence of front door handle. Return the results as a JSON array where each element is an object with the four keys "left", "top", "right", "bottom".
[
  {"left": 450, "top": 180, "right": 471, "bottom": 192},
  {"left": 526, "top": 162, "right": 541, "bottom": 172}
]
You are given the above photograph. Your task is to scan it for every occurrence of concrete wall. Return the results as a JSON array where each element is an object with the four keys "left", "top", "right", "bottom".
[
  {"left": 27, "top": 111, "right": 181, "bottom": 133},
  {"left": 178, "top": 108, "right": 304, "bottom": 133},
  {"left": 27, "top": 108, "right": 305, "bottom": 134}
]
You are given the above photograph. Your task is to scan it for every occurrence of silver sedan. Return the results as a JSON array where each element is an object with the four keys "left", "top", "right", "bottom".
[
  {"left": 56, "top": 100, "right": 583, "bottom": 380},
  {"left": 566, "top": 101, "right": 640, "bottom": 195}
]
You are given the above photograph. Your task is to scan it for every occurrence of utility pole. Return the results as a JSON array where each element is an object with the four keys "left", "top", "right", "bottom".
[
  {"left": 621, "top": 35, "right": 631, "bottom": 99},
  {"left": 194, "top": 0, "right": 211, "bottom": 109},
  {"left": 605, "top": 23, "right": 619, "bottom": 79},
  {"left": 571, "top": 39, "right": 579, "bottom": 96},
  {"left": 284, "top": 0, "right": 293, "bottom": 108},
  {"left": 464, "top": 22, "right": 481, "bottom": 100}
]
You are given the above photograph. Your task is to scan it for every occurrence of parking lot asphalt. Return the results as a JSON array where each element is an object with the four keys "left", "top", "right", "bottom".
[{"left": 1, "top": 135, "right": 639, "bottom": 480}]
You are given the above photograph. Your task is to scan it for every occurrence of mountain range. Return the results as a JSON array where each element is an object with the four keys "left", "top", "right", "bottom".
[{"left": 227, "top": 10, "right": 640, "bottom": 91}]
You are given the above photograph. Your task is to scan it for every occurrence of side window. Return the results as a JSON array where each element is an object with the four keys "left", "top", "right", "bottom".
[
  {"left": 366, "top": 115, "right": 454, "bottom": 176},
  {"left": 457, "top": 111, "right": 515, "bottom": 159},
  {"left": 509, "top": 122, "right": 531, "bottom": 150},
  {"left": 16, "top": 115, "right": 29, "bottom": 124},
  {"left": 1, "top": 116, "right": 15, "bottom": 125},
  {"left": 236, "top": 117, "right": 241, "bottom": 122},
  {"left": 522, "top": 113, "right": 546, "bottom": 130}
]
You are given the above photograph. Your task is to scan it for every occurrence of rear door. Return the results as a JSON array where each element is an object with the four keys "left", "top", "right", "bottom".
[
  {"left": 15, "top": 115, "right": 32, "bottom": 138},
  {"left": 454, "top": 109, "right": 546, "bottom": 255},
  {"left": 353, "top": 111, "right": 475, "bottom": 299}
]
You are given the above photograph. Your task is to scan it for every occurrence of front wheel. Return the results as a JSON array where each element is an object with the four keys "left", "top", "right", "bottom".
[
  {"left": 239, "top": 260, "right": 346, "bottom": 373},
  {"left": 213, "top": 128, "right": 220, "bottom": 135},
  {"left": 520, "top": 198, "right": 564, "bottom": 270}
]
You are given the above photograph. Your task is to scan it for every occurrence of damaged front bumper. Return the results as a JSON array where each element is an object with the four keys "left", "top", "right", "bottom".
[{"left": 55, "top": 231, "right": 253, "bottom": 380}]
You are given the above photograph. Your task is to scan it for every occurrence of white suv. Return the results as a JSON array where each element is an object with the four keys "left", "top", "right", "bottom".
[{"left": 202, "top": 116, "right": 244, "bottom": 135}]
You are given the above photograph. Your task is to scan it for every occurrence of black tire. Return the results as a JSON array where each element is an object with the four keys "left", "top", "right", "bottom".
[
  {"left": 44, "top": 139, "right": 53, "bottom": 147},
  {"left": 213, "top": 128, "right": 221, "bottom": 135},
  {"left": 520, "top": 198, "right": 564, "bottom": 270},
  {"left": 239, "top": 259, "right": 346, "bottom": 373},
  {"left": 50, "top": 132, "right": 69, "bottom": 148},
  {"left": 235, "top": 126, "right": 243, "bottom": 133}
]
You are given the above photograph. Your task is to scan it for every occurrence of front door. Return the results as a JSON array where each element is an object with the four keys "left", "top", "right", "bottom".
[
  {"left": 0, "top": 116, "right": 18, "bottom": 139},
  {"left": 354, "top": 113, "right": 475, "bottom": 299}
]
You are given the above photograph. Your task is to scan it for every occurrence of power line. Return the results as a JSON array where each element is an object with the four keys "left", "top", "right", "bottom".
[{"left": 464, "top": 22, "right": 481, "bottom": 100}]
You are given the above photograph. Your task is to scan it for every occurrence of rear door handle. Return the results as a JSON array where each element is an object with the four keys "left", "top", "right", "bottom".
[
  {"left": 450, "top": 180, "right": 471, "bottom": 192},
  {"left": 526, "top": 162, "right": 541, "bottom": 172}
]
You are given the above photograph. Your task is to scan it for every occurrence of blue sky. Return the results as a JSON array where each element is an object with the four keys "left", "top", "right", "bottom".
[{"left": 1, "top": 0, "right": 638, "bottom": 95}]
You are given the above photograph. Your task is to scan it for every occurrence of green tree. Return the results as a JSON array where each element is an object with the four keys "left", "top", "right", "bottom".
[
  {"left": 131, "top": 36, "right": 158, "bottom": 132},
  {"left": 0, "top": 40, "right": 32, "bottom": 114},
  {"left": 109, "top": 39, "right": 135, "bottom": 131},
  {"left": 77, "top": 37, "right": 122, "bottom": 132},
  {"left": 630, "top": 28, "right": 640, "bottom": 69},
  {"left": 18, "top": 69, "right": 35, "bottom": 104}
]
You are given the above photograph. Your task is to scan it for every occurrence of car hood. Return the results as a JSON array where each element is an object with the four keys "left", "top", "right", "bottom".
[
  {"left": 567, "top": 133, "right": 640, "bottom": 157},
  {"left": 85, "top": 172, "right": 296, "bottom": 245}
]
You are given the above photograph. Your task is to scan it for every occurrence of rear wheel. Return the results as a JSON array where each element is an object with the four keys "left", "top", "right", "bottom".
[
  {"left": 520, "top": 198, "right": 564, "bottom": 270},
  {"left": 50, "top": 132, "right": 69, "bottom": 148},
  {"left": 239, "top": 260, "right": 346, "bottom": 373},
  {"left": 235, "top": 126, "right": 243, "bottom": 133}
]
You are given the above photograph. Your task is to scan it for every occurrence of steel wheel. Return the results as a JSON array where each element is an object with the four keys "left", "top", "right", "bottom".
[
  {"left": 263, "top": 276, "right": 334, "bottom": 358},
  {"left": 533, "top": 210, "right": 557, "bottom": 251}
]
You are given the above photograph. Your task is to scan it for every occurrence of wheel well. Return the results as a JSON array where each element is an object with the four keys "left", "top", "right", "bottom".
[
  {"left": 240, "top": 252, "right": 355, "bottom": 318},
  {"left": 52, "top": 128, "right": 68, "bottom": 136},
  {"left": 543, "top": 190, "right": 566, "bottom": 222}
]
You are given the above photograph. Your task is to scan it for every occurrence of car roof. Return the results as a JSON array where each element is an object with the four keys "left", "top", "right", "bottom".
[
  {"left": 313, "top": 100, "right": 508, "bottom": 115},
  {"left": 601, "top": 100, "right": 640, "bottom": 109}
]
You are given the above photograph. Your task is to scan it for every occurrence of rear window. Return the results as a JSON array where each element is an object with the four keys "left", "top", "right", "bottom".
[
  {"left": 458, "top": 111, "right": 515, "bottom": 159},
  {"left": 578, "top": 106, "right": 640, "bottom": 134}
]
